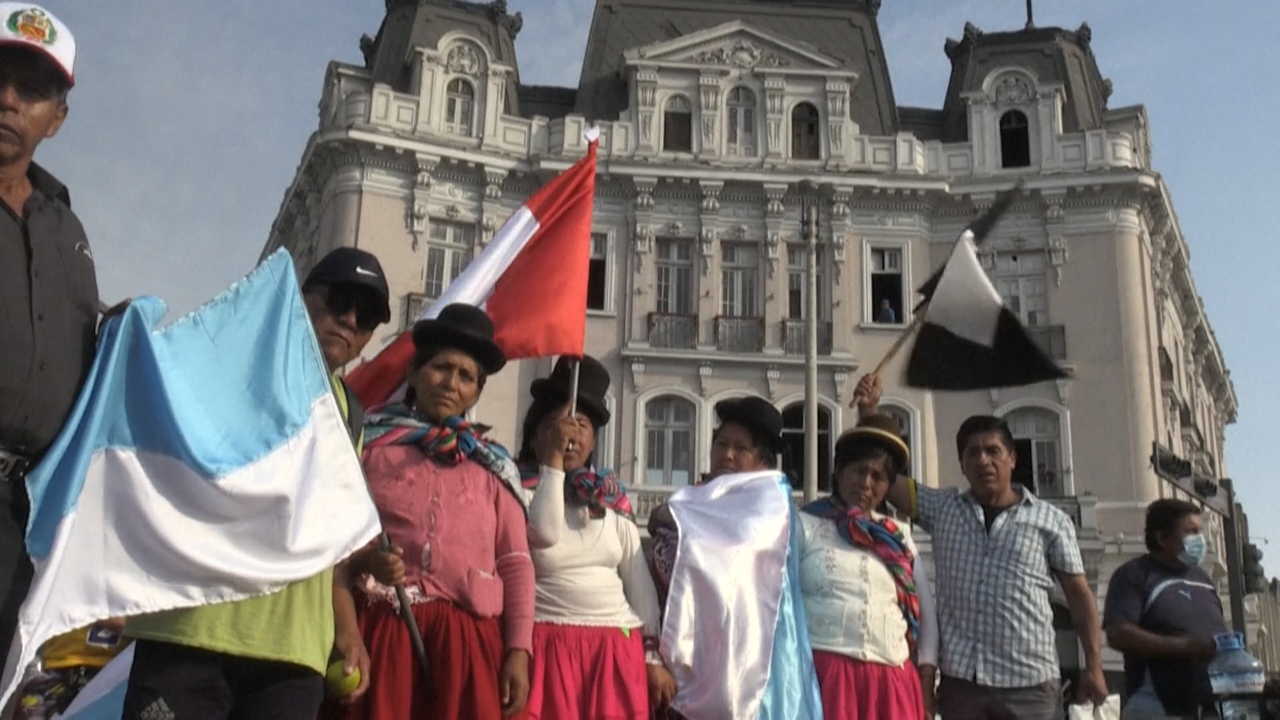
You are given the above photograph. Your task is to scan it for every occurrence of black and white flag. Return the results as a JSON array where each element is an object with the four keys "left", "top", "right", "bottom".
[{"left": 905, "top": 191, "right": 1069, "bottom": 390}]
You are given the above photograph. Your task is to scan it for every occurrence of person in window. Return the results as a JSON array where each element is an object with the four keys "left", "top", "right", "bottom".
[
  {"left": 799, "top": 415, "right": 939, "bottom": 719},
  {"left": 1102, "top": 499, "right": 1224, "bottom": 719},
  {"left": 516, "top": 355, "right": 678, "bottom": 718},
  {"left": 647, "top": 396, "right": 786, "bottom": 600},
  {"left": 329, "top": 304, "right": 534, "bottom": 720},
  {"left": 877, "top": 298, "right": 897, "bottom": 324}
]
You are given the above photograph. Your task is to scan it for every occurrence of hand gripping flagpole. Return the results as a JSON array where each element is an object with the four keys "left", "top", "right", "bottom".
[
  {"left": 380, "top": 532, "right": 431, "bottom": 684},
  {"left": 850, "top": 182, "right": 1023, "bottom": 407}
]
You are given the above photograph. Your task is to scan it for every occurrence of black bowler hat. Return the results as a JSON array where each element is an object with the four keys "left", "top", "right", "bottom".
[
  {"left": 412, "top": 303, "right": 507, "bottom": 375},
  {"left": 715, "top": 396, "right": 787, "bottom": 455},
  {"left": 304, "top": 247, "right": 391, "bottom": 324},
  {"left": 530, "top": 355, "right": 612, "bottom": 427}
]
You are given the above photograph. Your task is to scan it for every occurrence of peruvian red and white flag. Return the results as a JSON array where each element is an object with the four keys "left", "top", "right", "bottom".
[{"left": 345, "top": 128, "right": 599, "bottom": 408}]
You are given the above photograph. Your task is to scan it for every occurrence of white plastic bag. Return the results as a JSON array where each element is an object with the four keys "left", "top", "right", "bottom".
[{"left": 1069, "top": 695, "right": 1120, "bottom": 720}]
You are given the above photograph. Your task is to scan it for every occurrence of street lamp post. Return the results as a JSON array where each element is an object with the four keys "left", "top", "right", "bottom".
[{"left": 802, "top": 189, "right": 820, "bottom": 503}]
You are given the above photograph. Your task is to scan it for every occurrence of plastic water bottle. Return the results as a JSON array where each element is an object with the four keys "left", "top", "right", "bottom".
[{"left": 1208, "top": 631, "right": 1265, "bottom": 719}]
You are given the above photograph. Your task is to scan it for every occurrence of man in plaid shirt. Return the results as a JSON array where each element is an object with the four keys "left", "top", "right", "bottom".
[{"left": 858, "top": 374, "right": 1108, "bottom": 719}]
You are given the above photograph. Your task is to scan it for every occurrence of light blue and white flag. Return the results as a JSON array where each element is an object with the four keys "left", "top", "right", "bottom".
[
  {"left": 0, "top": 250, "right": 382, "bottom": 710},
  {"left": 660, "top": 470, "right": 824, "bottom": 720}
]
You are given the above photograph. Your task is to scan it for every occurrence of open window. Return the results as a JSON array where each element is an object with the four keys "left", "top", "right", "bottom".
[
  {"left": 868, "top": 247, "right": 904, "bottom": 324},
  {"left": 999, "top": 110, "right": 1031, "bottom": 168},
  {"left": 791, "top": 103, "right": 820, "bottom": 160},
  {"left": 663, "top": 96, "right": 693, "bottom": 152}
]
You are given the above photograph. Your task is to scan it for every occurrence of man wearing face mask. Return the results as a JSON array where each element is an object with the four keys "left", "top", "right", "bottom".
[{"left": 1103, "top": 499, "right": 1226, "bottom": 719}]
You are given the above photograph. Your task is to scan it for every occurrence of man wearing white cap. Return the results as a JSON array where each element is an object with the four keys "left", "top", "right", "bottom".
[{"left": 0, "top": 0, "right": 102, "bottom": 691}]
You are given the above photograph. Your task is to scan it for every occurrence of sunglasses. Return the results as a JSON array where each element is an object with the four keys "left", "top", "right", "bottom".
[{"left": 319, "top": 285, "right": 383, "bottom": 333}]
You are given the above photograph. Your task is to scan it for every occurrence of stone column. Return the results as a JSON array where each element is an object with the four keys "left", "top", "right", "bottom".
[
  {"left": 763, "top": 75, "right": 786, "bottom": 161},
  {"left": 1114, "top": 209, "right": 1161, "bottom": 503},
  {"left": 629, "top": 179, "right": 658, "bottom": 346}
]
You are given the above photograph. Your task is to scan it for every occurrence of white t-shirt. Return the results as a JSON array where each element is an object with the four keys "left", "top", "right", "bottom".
[{"left": 524, "top": 467, "right": 663, "bottom": 662}]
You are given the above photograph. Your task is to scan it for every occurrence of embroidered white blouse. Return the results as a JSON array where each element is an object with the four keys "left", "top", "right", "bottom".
[
  {"left": 798, "top": 511, "right": 939, "bottom": 668},
  {"left": 524, "top": 466, "right": 663, "bottom": 662}
]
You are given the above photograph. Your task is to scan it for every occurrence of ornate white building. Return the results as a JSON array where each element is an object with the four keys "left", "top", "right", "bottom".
[{"left": 262, "top": 0, "right": 1240, "bottom": 685}]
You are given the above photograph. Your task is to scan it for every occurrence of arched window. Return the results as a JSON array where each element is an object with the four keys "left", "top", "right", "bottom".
[
  {"left": 445, "top": 79, "right": 476, "bottom": 136},
  {"left": 782, "top": 403, "right": 831, "bottom": 492},
  {"left": 880, "top": 404, "right": 914, "bottom": 475},
  {"left": 595, "top": 394, "right": 616, "bottom": 471},
  {"left": 1005, "top": 407, "right": 1062, "bottom": 496},
  {"left": 726, "top": 87, "right": 757, "bottom": 157},
  {"left": 999, "top": 110, "right": 1031, "bottom": 168},
  {"left": 663, "top": 96, "right": 693, "bottom": 152},
  {"left": 644, "top": 395, "right": 696, "bottom": 486},
  {"left": 791, "top": 102, "right": 820, "bottom": 160}
]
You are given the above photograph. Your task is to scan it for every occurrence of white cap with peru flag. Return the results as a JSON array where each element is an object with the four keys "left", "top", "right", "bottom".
[{"left": 0, "top": 3, "right": 75, "bottom": 87}]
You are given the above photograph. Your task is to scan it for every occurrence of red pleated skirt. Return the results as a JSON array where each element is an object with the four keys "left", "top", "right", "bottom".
[
  {"left": 812, "top": 650, "right": 924, "bottom": 720},
  {"left": 322, "top": 599, "right": 513, "bottom": 720},
  {"left": 524, "top": 623, "right": 649, "bottom": 720}
]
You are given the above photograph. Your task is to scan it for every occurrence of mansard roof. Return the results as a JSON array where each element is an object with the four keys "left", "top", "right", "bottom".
[
  {"left": 574, "top": 0, "right": 898, "bottom": 135},
  {"left": 938, "top": 21, "right": 1112, "bottom": 143},
  {"left": 362, "top": 0, "right": 524, "bottom": 110}
]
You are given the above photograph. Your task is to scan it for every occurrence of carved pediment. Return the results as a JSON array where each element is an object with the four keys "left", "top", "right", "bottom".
[
  {"left": 623, "top": 20, "right": 846, "bottom": 74},
  {"left": 689, "top": 39, "right": 792, "bottom": 69}
]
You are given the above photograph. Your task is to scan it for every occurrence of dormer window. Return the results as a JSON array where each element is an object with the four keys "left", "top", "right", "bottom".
[
  {"left": 791, "top": 103, "right": 820, "bottom": 160},
  {"left": 726, "top": 87, "right": 757, "bottom": 157},
  {"left": 999, "top": 110, "right": 1031, "bottom": 168},
  {"left": 663, "top": 96, "right": 693, "bottom": 152},
  {"left": 445, "top": 79, "right": 475, "bottom": 137}
]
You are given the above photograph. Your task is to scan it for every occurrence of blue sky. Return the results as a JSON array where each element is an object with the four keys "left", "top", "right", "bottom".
[{"left": 35, "top": 1, "right": 1280, "bottom": 564}]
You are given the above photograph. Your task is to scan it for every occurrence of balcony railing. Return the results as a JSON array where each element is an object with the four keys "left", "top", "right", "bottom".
[
  {"left": 782, "top": 319, "right": 834, "bottom": 355},
  {"left": 1025, "top": 467, "right": 1071, "bottom": 499},
  {"left": 715, "top": 316, "right": 764, "bottom": 353},
  {"left": 648, "top": 313, "right": 698, "bottom": 349},
  {"left": 1028, "top": 324, "right": 1067, "bottom": 361},
  {"left": 403, "top": 292, "right": 430, "bottom": 331}
]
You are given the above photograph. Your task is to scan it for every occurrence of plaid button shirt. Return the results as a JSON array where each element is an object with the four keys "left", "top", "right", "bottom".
[{"left": 915, "top": 484, "right": 1083, "bottom": 688}]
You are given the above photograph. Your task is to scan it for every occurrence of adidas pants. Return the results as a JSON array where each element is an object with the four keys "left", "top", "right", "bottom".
[{"left": 122, "top": 640, "right": 324, "bottom": 720}]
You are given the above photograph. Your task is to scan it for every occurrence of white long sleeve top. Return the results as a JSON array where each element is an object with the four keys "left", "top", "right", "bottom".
[
  {"left": 798, "top": 511, "right": 939, "bottom": 669},
  {"left": 524, "top": 466, "right": 664, "bottom": 662}
]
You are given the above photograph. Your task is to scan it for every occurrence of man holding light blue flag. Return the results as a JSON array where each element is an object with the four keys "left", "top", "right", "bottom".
[{"left": 0, "top": 249, "right": 385, "bottom": 717}]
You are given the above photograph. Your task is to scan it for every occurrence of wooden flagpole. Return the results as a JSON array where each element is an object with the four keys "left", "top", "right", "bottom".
[
  {"left": 380, "top": 533, "right": 431, "bottom": 682},
  {"left": 868, "top": 301, "right": 930, "bottom": 380},
  {"left": 567, "top": 358, "right": 582, "bottom": 417}
]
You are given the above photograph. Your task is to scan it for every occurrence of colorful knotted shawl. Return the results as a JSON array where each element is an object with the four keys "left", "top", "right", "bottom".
[
  {"left": 364, "top": 403, "right": 527, "bottom": 512},
  {"left": 518, "top": 463, "right": 634, "bottom": 521},
  {"left": 801, "top": 497, "right": 921, "bottom": 651}
]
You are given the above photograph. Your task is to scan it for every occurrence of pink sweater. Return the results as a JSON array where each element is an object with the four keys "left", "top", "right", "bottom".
[{"left": 363, "top": 444, "right": 535, "bottom": 653}]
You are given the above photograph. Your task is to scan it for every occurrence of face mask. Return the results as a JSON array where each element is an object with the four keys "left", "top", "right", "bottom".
[{"left": 1179, "top": 533, "right": 1207, "bottom": 567}]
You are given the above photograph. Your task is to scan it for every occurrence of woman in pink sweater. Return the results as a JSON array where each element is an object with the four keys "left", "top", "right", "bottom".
[{"left": 332, "top": 304, "right": 535, "bottom": 720}]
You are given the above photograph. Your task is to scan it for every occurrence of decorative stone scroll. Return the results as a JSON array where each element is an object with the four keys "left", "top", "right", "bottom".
[
  {"left": 444, "top": 43, "right": 483, "bottom": 77},
  {"left": 993, "top": 74, "right": 1033, "bottom": 106},
  {"left": 692, "top": 40, "right": 790, "bottom": 69}
]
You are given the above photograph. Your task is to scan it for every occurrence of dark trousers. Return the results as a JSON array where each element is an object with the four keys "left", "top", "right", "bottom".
[
  {"left": 939, "top": 675, "right": 1064, "bottom": 720},
  {"left": 122, "top": 640, "right": 324, "bottom": 720},
  {"left": 0, "top": 479, "right": 33, "bottom": 658}
]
